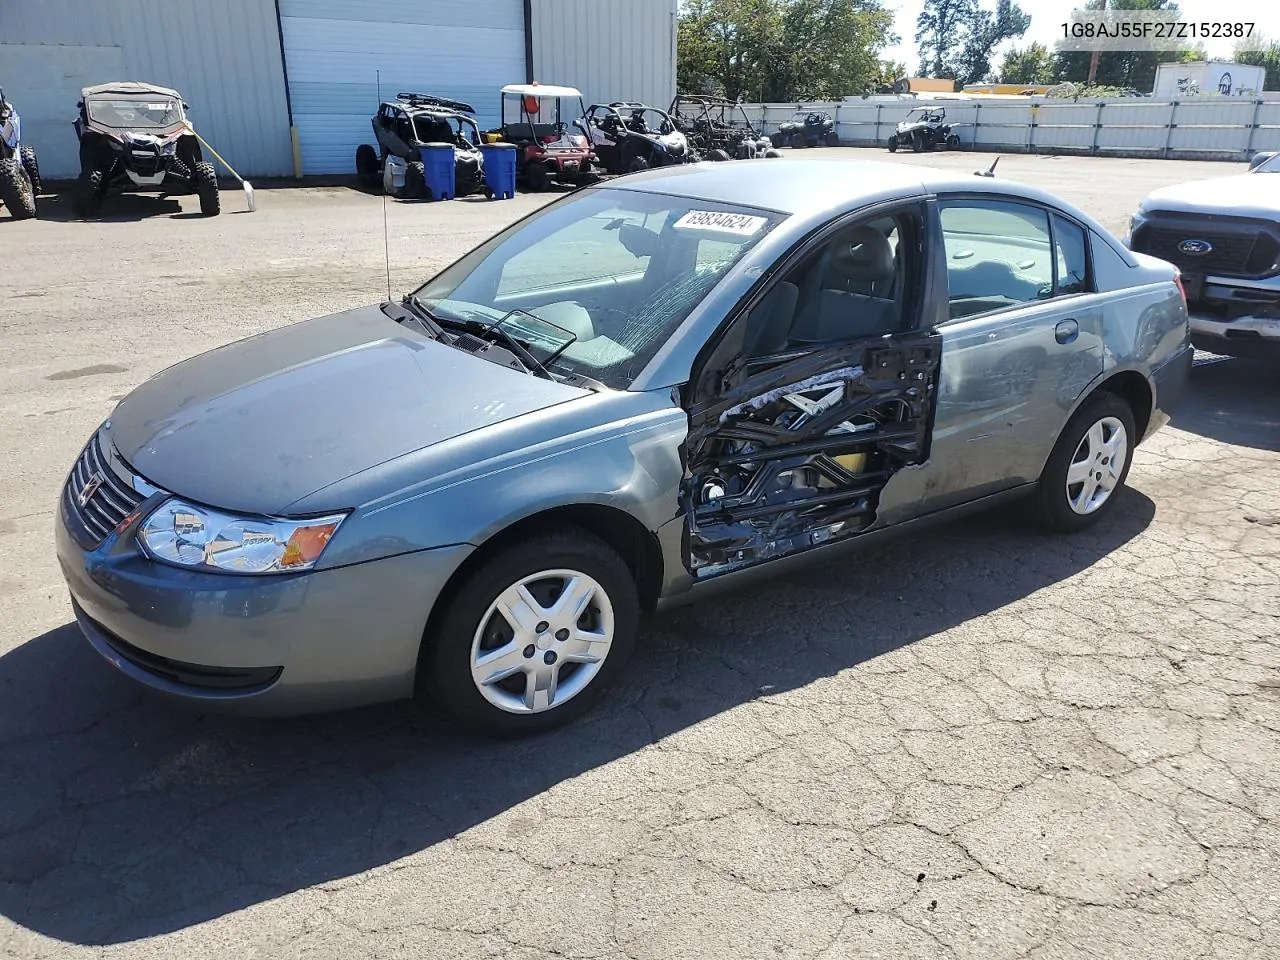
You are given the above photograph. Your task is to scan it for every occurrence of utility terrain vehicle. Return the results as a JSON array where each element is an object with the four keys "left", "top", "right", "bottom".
[
  {"left": 492, "top": 84, "right": 598, "bottom": 191},
  {"left": 886, "top": 107, "right": 961, "bottom": 153},
  {"left": 576, "top": 101, "right": 691, "bottom": 174},
  {"left": 72, "top": 82, "right": 219, "bottom": 217},
  {"left": 668, "top": 95, "right": 774, "bottom": 160},
  {"left": 357, "top": 93, "right": 493, "bottom": 198},
  {"left": 0, "top": 87, "right": 39, "bottom": 219},
  {"left": 771, "top": 110, "right": 838, "bottom": 148}
]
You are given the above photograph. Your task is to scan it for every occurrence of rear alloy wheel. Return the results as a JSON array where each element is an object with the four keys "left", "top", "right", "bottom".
[
  {"left": 1028, "top": 392, "right": 1135, "bottom": 532},
  {"left": 422, "top": 531, "right": 639, "bottom": 737},
  {"left": 0, "top": 157, "right": 36, "bottom": 219}
]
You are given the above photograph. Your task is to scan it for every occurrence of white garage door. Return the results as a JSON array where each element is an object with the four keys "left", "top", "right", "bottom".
[{"left": 279, "top": 0, "right": 526, "bottom": 175}]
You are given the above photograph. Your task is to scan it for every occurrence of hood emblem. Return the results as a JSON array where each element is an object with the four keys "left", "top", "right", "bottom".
[
  {"left": 1178, "top": 238, "right": 1213, "bottom": 256},
  {"left": 78, "top": 471, "right": 106, "bottom": 508}
]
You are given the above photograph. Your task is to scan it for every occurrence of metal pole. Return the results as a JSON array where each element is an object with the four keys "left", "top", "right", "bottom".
[
  {"left": 1087, "top": 0, "right": 1106, "bottom": 86},
  {"left": 1163, "top": 99, "right": 1178, "bottom": 159},
  {"left": 1244, "top": 98, "right": 1262, "bottom": 158},
  {"left": 1091, "top": 101, "right": 1103, "bottom": 155}
]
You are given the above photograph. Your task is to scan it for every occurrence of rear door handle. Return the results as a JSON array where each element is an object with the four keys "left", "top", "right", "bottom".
[{"left": 1055, "top": 319, "right": 1079, "bottom": 344}]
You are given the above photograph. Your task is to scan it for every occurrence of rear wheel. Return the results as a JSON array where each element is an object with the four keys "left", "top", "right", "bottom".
[
  {"left": 763, "top": 148, "right": 782, "bottom": 158},
  {"left": 825, "top": 131, "right": 840, "bottom": 146},
  {"left": 1027, "top": 392, "right": 1136, "bottom": 533},
  {"left": 626, "top": 156, "right": 649, "bottom": 173},
  {"left": 355, "top": 144, "right": 381, "bottom": 192},
  {"left": 946, "top": 134, "right": 962, "bottom": 150},
  {"left": 420, "top": 530, "right": 639, "bottom": 737},
  {"left": 193, "top": 161, "right": 220, "bottom": 216},
  {"left": 403, "top": 160, "right": 427, "bottom": 199},
  {"left": 19, "top": 145, "right": 40, "bottom": 195},
  {"left": 770, "top": 132, "right": 784, "bottom": 149},
  {"left": 0, "top": 157, "right": 36, "bottom": 219},
  {"left": 706, "top": 148, "right": 731, "bottom": 162}
]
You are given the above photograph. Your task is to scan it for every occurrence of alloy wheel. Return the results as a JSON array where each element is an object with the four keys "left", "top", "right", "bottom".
[{"left": 1066, "top": 416, "right": 1128, "bottom": 515}]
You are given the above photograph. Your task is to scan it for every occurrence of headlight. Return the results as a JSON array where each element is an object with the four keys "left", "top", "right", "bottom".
[
  {"left": 161, "top": 141, "right": 177, "bottom": 155},
  {"left": 138, "top": 499, "right": 346, "bottom": 574}
]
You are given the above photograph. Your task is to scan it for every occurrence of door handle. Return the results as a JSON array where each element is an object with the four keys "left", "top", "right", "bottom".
[{"left": 1054, "top": 319, "right": 1079, "bottom": 344}]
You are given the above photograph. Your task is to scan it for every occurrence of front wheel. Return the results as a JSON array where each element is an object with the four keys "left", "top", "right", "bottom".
[
  {"left": 1027, "top": 392, "right": 1136, "bottom": 533},
  {"left": 193, "top": 161, "right": 220, "bottom": 216},
  {"left": 355, "top": 144, "right": 381, "bottom": 192},
  {"left": 887, "top": 135, "right": 898, "bottom": 153},
  {"left": 946, "top": 134, "right": 962, "bottom": 150},
  {"left": 421, "top": 531, "right": 640, "bottom": 737},
  {"left": 626, "top": 156, "right": 649, "bottom": 173},
  {"left": 19, "top": 145, "right": 40, "bottom": 195},
  {"left": 0, "top": 157, "right": 36, "bottom": 220},
  {"left": 523, "top": 160, "right": 550, "bottom": 192}
]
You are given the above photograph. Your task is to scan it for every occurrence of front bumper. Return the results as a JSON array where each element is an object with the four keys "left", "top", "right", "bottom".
[
  {"left": 1190, "top": 311, "right": 1280, "bottom": 361},
  {"left": 56, "top": 495, "right": 473, "bottom": 716}
]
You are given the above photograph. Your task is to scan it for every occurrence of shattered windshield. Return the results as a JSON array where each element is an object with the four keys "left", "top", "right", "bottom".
[
  {"left": 87, "top": 96, "right": 183, "bottom": 130},
  {"left": 414, "top": 188, "right": 783, "bottom": 389}
]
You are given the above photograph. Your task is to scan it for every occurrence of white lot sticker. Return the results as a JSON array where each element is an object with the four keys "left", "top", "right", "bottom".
[{"left": 673, "top": 210, "right": 768, "bottom": 236}]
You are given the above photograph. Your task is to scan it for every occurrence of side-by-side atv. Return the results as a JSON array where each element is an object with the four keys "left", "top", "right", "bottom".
[
  {"left": 887, "top": 107, "right": 962, "bottom": 153},
  {"left": 668, "top": 95, "right": 775, "bottom": 160},
  {"left": 0, "top": 87, "right": 40, "bottom": 220},
  {"left": 72, "top": 82, "right": 219, "bottom": 218},
  {"left": 356, "top": 93, "right": 494, "bottom": 199},
  {"left": 575, "top": 102, "right": 691, "bottom": 174},
  {"left": 492, "top": 84, "right": 598, "bottom": 191},
  {"left": 771, "top": 111, "right": 838, "bottom": 149}
]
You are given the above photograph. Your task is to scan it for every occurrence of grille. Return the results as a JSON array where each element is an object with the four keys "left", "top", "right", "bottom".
[
  {"left": 1133, "top": 226, "right": 1280, "bottom": 278},
  {"left": 64, "top": 433, "right": 149, "bottom": 545}
]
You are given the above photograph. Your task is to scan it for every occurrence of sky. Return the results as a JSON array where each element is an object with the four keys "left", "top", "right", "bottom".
[{"left": 881, "top": 0, "right": 1280, "bottom": 75}]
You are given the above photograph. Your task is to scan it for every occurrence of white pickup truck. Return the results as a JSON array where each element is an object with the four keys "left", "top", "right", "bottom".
[{"left": 1127, "top": 151, "right": 1280, "bottom": 361}]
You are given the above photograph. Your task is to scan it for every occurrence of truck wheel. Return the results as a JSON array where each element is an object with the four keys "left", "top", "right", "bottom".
[
  {"left": 355, "top": 144, "right": 381, "bottom": 192},
  {"left": 19, "top": 145, "right": 40, "bottom": 195},
  {"left": 0, "top": 157, "right": 36, "bottom": 220},
  {"left": 193, "top": 161, "right": 220, "bottom": 216},
  {"left": 887, "top": 135, "right": 898, "bottom": 153},
  {"left": 419, "top": 530, "right": 639, "bottom": 737},
  {"left": 523, "top": 161, "right": 550, "bottom": 192}
]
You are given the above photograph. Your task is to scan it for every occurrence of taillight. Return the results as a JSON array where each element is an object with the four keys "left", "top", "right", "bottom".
[{"left": 1173, "top": 270, "right": 1187, "bottom": 306}]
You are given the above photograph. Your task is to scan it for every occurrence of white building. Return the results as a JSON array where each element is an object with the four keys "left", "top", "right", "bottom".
[
  {"left": 0, "top": 0, "right": 677, "bottom": 179},
  {"left": 1152, "top": 61, "right": 1268, "bottom": 99}
]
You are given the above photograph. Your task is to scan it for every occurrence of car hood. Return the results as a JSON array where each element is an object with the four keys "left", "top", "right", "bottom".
[
  {"left": 108, "top": 304, "right": 590, "bottom": 515},
  {"left": 1141, "top": 173, "right": 1280, "bottom": 218}
]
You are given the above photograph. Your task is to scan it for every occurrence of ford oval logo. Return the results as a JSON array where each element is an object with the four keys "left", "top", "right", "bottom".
[{"left": 1178, "top": 238, "right": 1213, "bottom": 256}]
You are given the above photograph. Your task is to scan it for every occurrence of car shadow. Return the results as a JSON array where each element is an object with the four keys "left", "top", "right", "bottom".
[
  {"left": 33, "top": 191, "right": 183, "bottom": 223},
  {"left": 0, "top": 492, "right": 1154, "bottom": 946},
  {"left": 1171, "top": 354, "right": 1280, "bottom": 452}
]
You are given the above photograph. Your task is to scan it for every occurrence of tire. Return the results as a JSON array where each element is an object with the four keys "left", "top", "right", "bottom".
[
  {"left": 523, "top": 161, "right": 550, "bottom": 192},
  {"left": 355, "top": 144, "right": 381, "bottom": 192},
  {"left": 825, "top": 131, "right": 840, "bottom": 146},
  {"left": 19, "top": 144, "right": 40, "bottom": 195},
  {"left": 912, "top": 132, "right": 926, "bottom": 153},
  {"left": 946, "top": 134, "right": 962, "bottom": 150},
  {"left": 626, "top": 156, "right": 649, "bottom": 174},
  {"left": 420, "top": 530, "right": 640, "bottom": 737},
  {"left": 0, "top": 157, "right": 36, "bottom": 220},
  {"left": 1027, "top": 392, "right": 1136, "bottom": 533},
  {"left": 706, "top": 148, "right": 731, "bottom": 162},
  {"left": 770, "top": 132, "right": 784, "bottom": 149},
  {"left": 763, "top": 148, "right": 782, "bottom": 158},
  {"left": 403, "top": 160, "right": 427, "bottom": 199},
  {"left": 887, "top": 135, "right": 898, "bottom": 153},
  {"left": 193, "top": 161, "right": 220, "bottom": 216}
]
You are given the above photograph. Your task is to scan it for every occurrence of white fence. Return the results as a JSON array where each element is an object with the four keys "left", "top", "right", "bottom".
[{"left": 740, "top": 97, "right": 1280, "bottom": 160}]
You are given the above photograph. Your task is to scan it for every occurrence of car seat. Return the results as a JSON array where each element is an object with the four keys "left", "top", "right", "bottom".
[
  {"left": 789, "top": 226, "right": 898, "bottom": 344},
  {"left": 946, "top": 259, "right": 1046, "bottom": 303}
]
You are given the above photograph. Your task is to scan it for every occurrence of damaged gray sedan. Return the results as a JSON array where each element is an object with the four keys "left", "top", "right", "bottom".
[{"left": 57, "top": 159, "right": 1192, "bottom": 736}]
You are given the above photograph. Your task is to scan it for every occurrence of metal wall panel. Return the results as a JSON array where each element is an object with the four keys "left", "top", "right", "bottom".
[
  {"left": 0, "top": 0, "right": 293, "bottom": 179},
  {"left": 278, "top": 0, "right": 525, "bottom": 175},
  {"left": 529, "top": 0, "right": 677, "bottom": 110}
]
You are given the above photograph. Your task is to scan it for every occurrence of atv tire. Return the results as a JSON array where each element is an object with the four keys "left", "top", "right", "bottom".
[
  {"left": 523, "top": 161, "right": 550, "bottom": 192},
  {"left": 0, "top": 157, "right": 36, "bottom": 220},
  {"left": 887, "top": 135, "right": 898, "bottom": 153},
  {"left": 626, "top": 156, "right": 649, "bottom": 174},
  {"left": 912, "top": 131, "right": 927, "bottom": 153},
  {"left": 946, "top": 134, "right": 962, "bottom": 150},
  {"left": 706, "top": 148, "right": 731, "bottom": 162},
  {"left": 19, "top": 145, "right": 40, "bottom": 196},
  {"left": 193, "top": 161, "right": 220, "bottom": 216},
  {"left": 355, "top": 144, "right": 382, "bottom": 192},
  {"left": 825, "top": 132, "right": 840, "bottom": 147},
  {"left": 71, "top": 168, "right": 106, "bottom": 219},
  {"left": 770, "top": 132, "right": 785, "bottom": 149},
  {"left": 763, "top": 148, "right": 782, "bottom": 158},
  {"left": 403, "top": 161, "right": 428, "bottom": 199}
]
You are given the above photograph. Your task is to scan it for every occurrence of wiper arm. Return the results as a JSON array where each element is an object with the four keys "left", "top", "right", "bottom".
[
  {"left": 400, "top": 295, "right": 446, "bottom": 339},
  {"left": 440, "top": 315, "right": 557, "bottom": 382}
]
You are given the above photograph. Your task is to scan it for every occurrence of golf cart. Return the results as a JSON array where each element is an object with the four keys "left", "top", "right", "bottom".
[
  {"left": 575, "top": 101, "right": 691, "bottom": 174},
  {"left": 887, "top": 107, "right": 962, "bottom": 153},
  {"left": 356, "top": 92, "right": 494, "bottom": 199},
  {"left": 72, "top": 82, "right": 219, "bottom": 218},
  {"left": 668, "top": 95, "right": 775, "bottom": 160},
  {"left": 493, "top": 83, "right": 598, "bottom": 191},
  {"left": 771, "top": 110, "right": 838, "bottom": 149},
  {"left": 0, "top": 87, "right": 39, "bottom": 219}
]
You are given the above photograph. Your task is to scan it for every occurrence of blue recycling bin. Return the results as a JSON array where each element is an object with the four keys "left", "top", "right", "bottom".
[
  {"left": 420, "top": 143, "right": 456, "bottom": 200},
  {"left": 479, "top": 143, "right": 518, "bottom": 200}
]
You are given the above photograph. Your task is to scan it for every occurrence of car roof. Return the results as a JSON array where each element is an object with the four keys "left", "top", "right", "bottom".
[
  {"left": 81, "top": 81, "right": 180, "bottom": 99},
  {"left": 603, "top": 157, "right": 1124, "bottom": 239}
]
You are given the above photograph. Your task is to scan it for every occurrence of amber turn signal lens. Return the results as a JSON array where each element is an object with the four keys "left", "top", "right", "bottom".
[{"left": 281, "top": 522, "right": 340, "bottom": 568}]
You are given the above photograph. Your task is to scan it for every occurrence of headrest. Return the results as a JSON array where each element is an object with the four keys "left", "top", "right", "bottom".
[{"left": 827, "top": 225, "right": 894, "bottom": 282}]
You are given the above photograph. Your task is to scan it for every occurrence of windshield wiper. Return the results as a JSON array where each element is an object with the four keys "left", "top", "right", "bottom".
[
  {"left": 430, "top": 313, "right": 558, "bottom": 382},
  {"left": 400, "top": 294, "right": 447, "bottom": 339}
]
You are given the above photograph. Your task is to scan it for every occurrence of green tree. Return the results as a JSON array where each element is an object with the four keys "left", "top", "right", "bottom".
[
  {"left": 915, "top": 0, "right": 1029, "bottom": 84},
  {"left": 1234, "top": 37, "right": 1280, "bottom": 92},
  {"left": 999, "top": 42, "right": 1056, "bottom": 83},
  {"left": 677, "top": 0, "right": 896, "bottom": 102},
  {"left": 1054, "top": 0, "right": 1198, "bottom": 92}
]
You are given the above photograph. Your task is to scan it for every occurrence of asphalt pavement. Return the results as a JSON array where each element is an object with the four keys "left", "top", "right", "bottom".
[{"left": 1, "top": 149, "right": 1277, "bottom": 959}]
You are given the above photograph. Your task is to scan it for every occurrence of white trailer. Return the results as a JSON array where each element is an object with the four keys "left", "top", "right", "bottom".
[{"left": 1153, "top": 61, "right": 1267, "bottom": 98}]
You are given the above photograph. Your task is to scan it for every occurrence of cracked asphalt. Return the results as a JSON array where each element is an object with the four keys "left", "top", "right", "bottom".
[{"left": 2, "top": 150, "right": 1278, "bottom": 959}]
